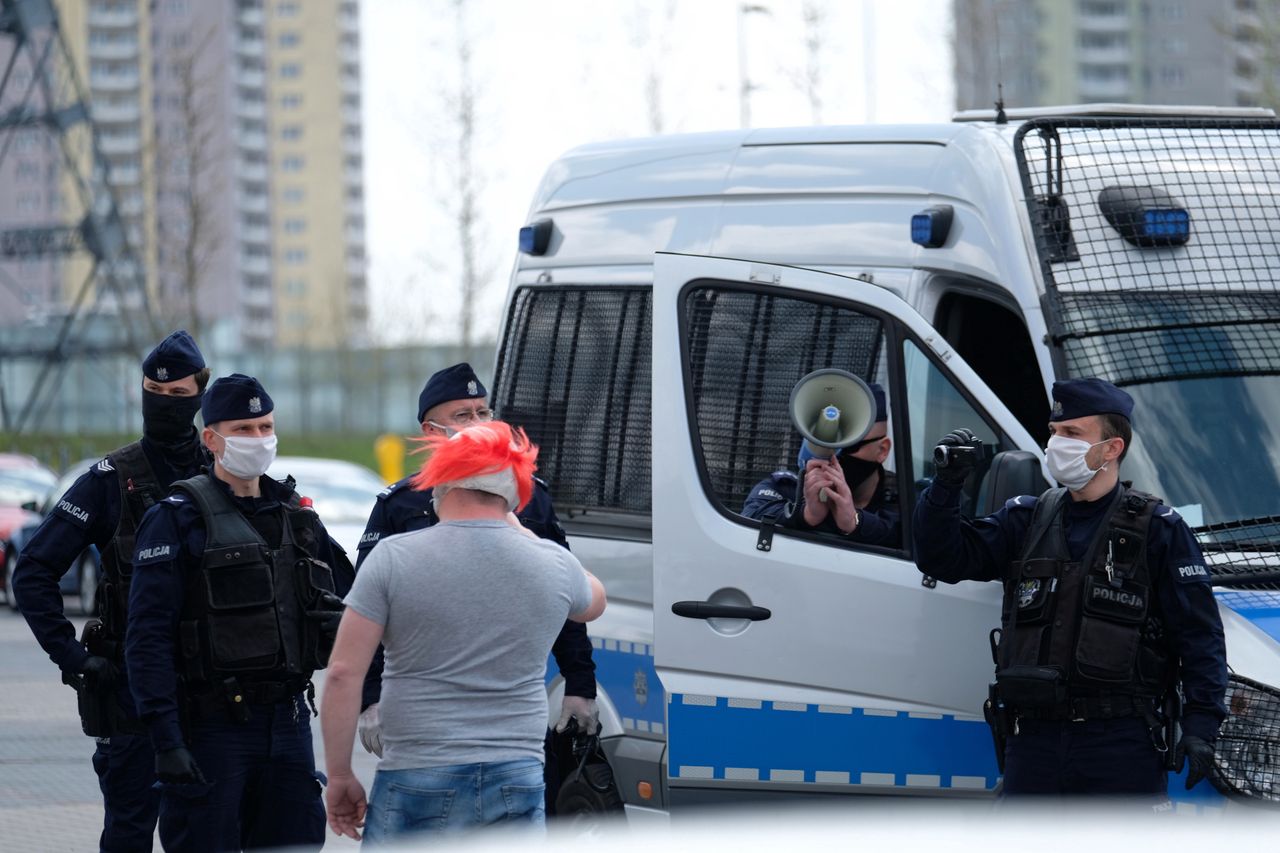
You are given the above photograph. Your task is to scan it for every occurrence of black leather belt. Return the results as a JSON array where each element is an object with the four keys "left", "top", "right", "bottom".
[{"left": 1015, "top": 694, "right": 1157, "bottom": 722}]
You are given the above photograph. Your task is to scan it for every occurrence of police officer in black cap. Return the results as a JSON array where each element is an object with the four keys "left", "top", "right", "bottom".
[
  {"left": 742, "top": 382, "right": 900, "bottom": 547},
  {"left": 353, "top": 364, "right": 598, "bottom": 789},
  {"left": 13, "top": 329, "right": 209, "bottom": 852},
  {"left": 914, "top": 377, "right": 1226, "bottom": 798},
  {"left": 125, "top": 374, "right": 352, "bottom": 851}
]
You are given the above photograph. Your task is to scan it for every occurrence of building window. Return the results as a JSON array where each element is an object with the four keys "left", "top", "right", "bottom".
[
  {"left": 284, "top": 248, "right": 307, "bottom": 264},
  {"left": 278, "top": 32, "right": 300, "bottom": 48},
  {"left": 277, "top": 1, "right": 300, "bottom": 16},
  {"left": 283, "top": 218, "right": 306, "bottom": 234},
  {"left": 283, "top": 186, "right": 305, "bottom": 203},
  {"left": 280, "top": 125, "right": 303, "bottom": 140},
  {"left": 285, "top": 278, "right": 307, "bottom": 295},
  {"left": 281, "top": 156, "right": 305, "bottom": 172},
  {"left": 280, "top": 93, "right": 302, "bottom": 109},
  {"left": 1159, "top": 65, "right": 1186, "bottom": 88},
  {"left": 278, "top": 63, "right": 301, "bottom": 79}
]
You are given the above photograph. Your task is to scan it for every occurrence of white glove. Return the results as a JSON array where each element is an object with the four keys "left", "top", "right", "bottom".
[
  {"left": 555, "top": 695, "right": 600, "bottom": 734},
  {"left": 358, "top": 703, "right": 383, "bottom": 758}
]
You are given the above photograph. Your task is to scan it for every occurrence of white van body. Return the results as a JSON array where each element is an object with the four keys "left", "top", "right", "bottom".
[{"left": 497, "top": 107, "right": 1280, "bottom": 814}]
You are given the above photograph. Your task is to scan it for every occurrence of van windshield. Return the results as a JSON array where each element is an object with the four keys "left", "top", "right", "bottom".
[{"left": 1118, "top": 375, "right": 1280, "bottom": 527}]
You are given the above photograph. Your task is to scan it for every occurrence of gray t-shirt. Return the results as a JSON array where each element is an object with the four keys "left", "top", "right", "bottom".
[{"left": 343, "top": 519, "right": 593, "bottom": 770}]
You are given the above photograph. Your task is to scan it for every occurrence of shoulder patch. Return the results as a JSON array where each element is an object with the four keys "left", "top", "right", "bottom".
[
  {"left": 376, "top": 480, "right": 407, "bottom": 500},
  {"left": 1174, "top": 563, "right": 1210, "bottom": 582},
  {"left": 1154, "top": 505, "right": 1183, "bottom": 525},
  {"left": 755, "top": 488, "right": 784, "bottom": 500},
  {"left": 533, "top": 475, "right": 550, "bottom": 490},
  {"left": 52, "top": 497, "right": 93, "bottom": 527},
  {"left": 1004, "top": 494, "right": 1038, "bottom": 511},
  {"left": 163, "top": 494, "right": 187, "bottom": 505},
  {"left": 133, "top": 542, "right": 176, "bottom": 565},
  {"left": 92, "top": 457, "right": 115, "bottom": 476},
  {"left": 771, "top": 470, "right": 798, "bottom": 482}
]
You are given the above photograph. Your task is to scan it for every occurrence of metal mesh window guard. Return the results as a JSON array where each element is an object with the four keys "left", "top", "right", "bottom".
[
  {"left": 683, "top": 284, "right": 883, "bottom": 514},
  {"left": 1015, "top": 118, "right": 1280, "bottom": 386},
  {"left": 492, "top": 287, "right": 651, "bottom": 515},
  {"left": 1212, "top": 673, "right": 1280, "bottom": 805}
]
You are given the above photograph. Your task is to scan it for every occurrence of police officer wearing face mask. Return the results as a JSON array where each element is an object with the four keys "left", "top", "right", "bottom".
[
  {"left": 913, "top": 378, "right": 1226, "bottom": 798},
  {"left": 742, "top": 382, "right": 900, "bottom": 547},
  {"left": 125, "top": 374, "right": 352, "bottom": 852},
  {"left": 12, "top": 330, "right": 209, "bottom": 853},
  {"left": 353, "top": 362, "right": 598, "bottom": 809}
]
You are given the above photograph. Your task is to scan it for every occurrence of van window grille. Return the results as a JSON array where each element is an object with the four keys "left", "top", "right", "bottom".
[
  {"left": 492, "top": 287, "right": 651, "bottom": 515},
  {"left": 682, "top": 284, "right": 883, "bottom": 513},
  {"left": 1014, "top": 118, "right": 1280, "bottom": 386}
]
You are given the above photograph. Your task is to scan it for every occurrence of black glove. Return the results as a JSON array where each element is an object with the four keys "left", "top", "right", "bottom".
[
  {"left": 933, "top": 428, "right": 982, "bottom": 484},
  {"left": 155, "top": 747, "right": 207, "bottom": 785},
  {"left": 80, "top": 655, "right": 118, "bottom": 692},
  {"left": 1175, "top": 734, "right": 1215, "bottom": 790}
]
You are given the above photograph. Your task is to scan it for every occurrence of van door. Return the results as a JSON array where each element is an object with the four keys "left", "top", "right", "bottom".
[{"left": 651, "top": 253, "right": 1043, "bottom": 804}]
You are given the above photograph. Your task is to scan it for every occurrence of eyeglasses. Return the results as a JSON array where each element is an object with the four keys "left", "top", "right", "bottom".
[{"left": 439, "top": 408, "right": 495, "bottom": 427}]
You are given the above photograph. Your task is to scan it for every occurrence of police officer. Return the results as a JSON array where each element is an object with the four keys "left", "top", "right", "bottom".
[
  {"left": 914, "top": 378, "right": 1226, "bottom": 797},
  {"left": 13, "top": 330, "right": 209, "bottom": 853},
  {"left": 125, "top": 374, "right": 352, "bottom": 851},
  {"left": 353, "top": 364, "right": 598, "bottom": 798},
  {"left": 742, "top": 382, "right": 900, "bottom": 547}
]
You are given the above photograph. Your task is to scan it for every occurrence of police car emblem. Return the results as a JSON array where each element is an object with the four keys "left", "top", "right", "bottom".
[
  {"left": 1017, "top": 579, "right": 1041, "bottom": 609},
  {"left": 248, "top": 396, "right": 262, "bottom": 413},
  {"left": 156, "top": 366, "right": 169, "bottom": 380},
  {"left": 634, "top": 668, "right": 649, "bottom": 707},
  {"left": 467, "top": 379, "right": 478, "bottom": 396}
]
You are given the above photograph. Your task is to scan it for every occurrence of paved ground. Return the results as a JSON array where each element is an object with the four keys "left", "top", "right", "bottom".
[{"left": 0, "top": 598, "right": 374, "bottom": 851}]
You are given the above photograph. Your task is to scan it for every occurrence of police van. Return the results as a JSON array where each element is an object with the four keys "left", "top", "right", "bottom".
[{"left": 491, "top": 105, "right": 1280, "bottom": 816}]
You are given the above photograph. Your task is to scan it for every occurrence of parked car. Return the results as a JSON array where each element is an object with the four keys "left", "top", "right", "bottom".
[
  {"left": 2, "top": 459, "right": 101, "bottom": 614},
  {"left": 267, "top": 456, "right": 385, "bottom": 556}
]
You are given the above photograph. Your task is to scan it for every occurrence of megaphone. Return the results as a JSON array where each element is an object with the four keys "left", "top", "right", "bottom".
[{"left": 789, "top": 369, "right": 877, "bottom": 502}]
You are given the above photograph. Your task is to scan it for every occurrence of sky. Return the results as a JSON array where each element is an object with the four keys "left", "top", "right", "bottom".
[{"left": 361, "top": 0, "right": 954, "bottom": 347}]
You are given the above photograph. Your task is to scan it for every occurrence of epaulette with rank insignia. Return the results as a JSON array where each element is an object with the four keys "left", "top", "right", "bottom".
[
  {"left": 92, "top": 457, "right": 116, "bottom": 476},
  {"left": 771, "top": 470, "right": 798, "bottom": 482}
]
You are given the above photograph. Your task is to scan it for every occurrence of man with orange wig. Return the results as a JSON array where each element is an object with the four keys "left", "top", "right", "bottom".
[{"left": 320, "top": 421, "right": 606, "bottom": 843}]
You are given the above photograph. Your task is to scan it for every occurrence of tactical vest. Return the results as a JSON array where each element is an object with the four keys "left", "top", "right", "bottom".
[
  {"left": 171, "top": 474, "right": 338, "bottom": 694},
  {"left": 996, "top": 485, "right": 1172, "bottom": 708},
  {"left": 98, "top": 442, "right": 165, "bottom": 652}
]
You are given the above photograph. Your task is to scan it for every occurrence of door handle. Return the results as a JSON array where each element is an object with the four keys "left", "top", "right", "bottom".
[{"left": 671, "top": 601, "right": 772, "bottom": 621}]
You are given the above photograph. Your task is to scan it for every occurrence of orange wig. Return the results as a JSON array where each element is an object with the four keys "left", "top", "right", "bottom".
[{"left": 410, "top": 421, "right": 540, "bottom": 511}]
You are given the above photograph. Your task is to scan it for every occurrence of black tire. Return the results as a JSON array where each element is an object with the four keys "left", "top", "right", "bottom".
[
  {"left": 2, "top": 548, "right": 18, "bottom": 611},
  {"left": 77, "top": 552, "right": 99, "bottom": 617},
  {"left": 554, "top": 763, "right": 625, "bottom": 817}
]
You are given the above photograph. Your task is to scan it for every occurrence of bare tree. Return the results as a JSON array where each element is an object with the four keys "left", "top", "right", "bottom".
[
  {"left": 629, "top": 0, "right": 678, "bottom": 135},
  {"left": 798, "top": 0, "right": 827, "bottom": 124},
  {"left": 151, "top": 33, "right": 224, "bottom": 343}
]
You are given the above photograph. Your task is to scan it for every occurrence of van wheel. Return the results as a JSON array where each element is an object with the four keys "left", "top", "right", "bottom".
[
  {"left": 77, "top": 553, "right": 99, "bottom": 617},
  {"left": 554, "top": 764, "right": 625, "bottom": 819}
]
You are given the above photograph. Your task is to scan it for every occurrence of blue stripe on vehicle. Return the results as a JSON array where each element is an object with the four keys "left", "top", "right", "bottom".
[
  {"left": 545, "top": 636, "right": 665, "bottom": 733},
  {"left": 1217, "top": 589, "right": 1280, "bottom": 645},
  {"left": 667, "top": 694, "right": 1000, "bottom": 790}
]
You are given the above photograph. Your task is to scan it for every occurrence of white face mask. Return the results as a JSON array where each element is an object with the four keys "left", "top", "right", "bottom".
[
  {"left": 1045, "top": 435, "right": 1109, "bottom": 491},
  {"left": 213, "top": 432, "right": 278, "bottom": 480}
]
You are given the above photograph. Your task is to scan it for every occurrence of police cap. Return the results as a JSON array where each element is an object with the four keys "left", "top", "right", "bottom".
[
  {"left": 202, "top": 374, "right": 274, "bottom": 425},
  {"left": 417, "top": 362, "right": 486, "bottom": 423},
  {"left": 1050, "top": 378, "right": 1134, "bottom": 426},
  {"left": 868, "top": 382, "right": 888, "bottom": 423},
  {"left": 142, "top": 330, "right": 205, "bottom": 384}
]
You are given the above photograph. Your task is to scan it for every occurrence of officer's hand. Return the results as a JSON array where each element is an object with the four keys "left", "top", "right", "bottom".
[
  {"left": 80, "top": 655, "right": 118, "bottom": 692},
  {"left": 822, "top": 463, "right": 859, "bottom": 535},
  {"left": 358, "top": 703, "right": 383, "bottom": 758},
  {"left": 1175, "top": 734, "right": 1215, "bottom": 789},
  {"left": 800, "top": 459, "right": 832, "bottom": 526},
  {"left": 556, "top": 695, "right": 600, "bottom": 735},
  {"left": 155, "top": 747, "right": 207, "bottom": 785},
  {"left": 933, "top": 428, "right": 982, "bottom": 485}
]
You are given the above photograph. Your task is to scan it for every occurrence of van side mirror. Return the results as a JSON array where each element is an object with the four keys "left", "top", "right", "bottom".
[
  {"left": 975, "top": 450, "right": 1048, "bottom": 515},
  {"left": 21, "top": 500, "right": 38, "bottom": 512}
]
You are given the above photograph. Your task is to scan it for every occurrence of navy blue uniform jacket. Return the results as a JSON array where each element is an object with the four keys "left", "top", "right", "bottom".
[
  {"left": 913, "top": 477, "right": 1227, "bottom": 743},
  {"left": 742, "top": 466, "right": 901, "bottom": 547},
  {"left": 355, "top": 474, "right": 597, "bottom": 707},
  {"left": 126, "top": 473, "right": 354, "bottom": 751},
  {"left": 13, "top": 439, "right": 205, "bottom": 677}
]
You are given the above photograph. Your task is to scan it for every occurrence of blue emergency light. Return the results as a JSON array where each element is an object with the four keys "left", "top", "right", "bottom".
[
  {"left": 1098, "top": 186, "right": 1190, "bottom": 247},
  {"left": 519, "top": 218, "right": 553, "bottom": 256},
  {"left": 910, "top": 205, "right": 954, "bottom": 248}
]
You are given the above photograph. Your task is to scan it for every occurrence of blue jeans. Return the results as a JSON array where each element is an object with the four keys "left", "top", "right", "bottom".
[{"left": 363, "top": 759, "right": 545, "bottom": 846}]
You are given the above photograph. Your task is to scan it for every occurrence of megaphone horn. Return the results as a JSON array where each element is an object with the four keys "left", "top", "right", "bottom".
[{"left": 788, "top": 369, "right": 877, "bottom": 502}]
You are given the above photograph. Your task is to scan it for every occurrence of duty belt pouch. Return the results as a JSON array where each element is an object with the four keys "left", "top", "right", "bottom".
[
  {"left": 994, "top": 664, "right": 1068, "bottom": 710},
  {"left": 296, "top": 556, "right": 339, "bottom": 670},
  {"left": 75, "top": 621, "right": 114, "bottom": 738}
]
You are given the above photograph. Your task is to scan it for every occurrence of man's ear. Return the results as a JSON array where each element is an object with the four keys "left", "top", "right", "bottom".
[
  {"left": 876, "top": 437, "right": 892, "bottom": 463},
  {"left": 201, "top": 426, "right": 218, "bottom": 453}
]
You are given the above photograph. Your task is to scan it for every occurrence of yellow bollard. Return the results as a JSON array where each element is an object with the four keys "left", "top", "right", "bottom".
[{"left": 374, "top": 434, "right": 405, "bottom": 484}]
